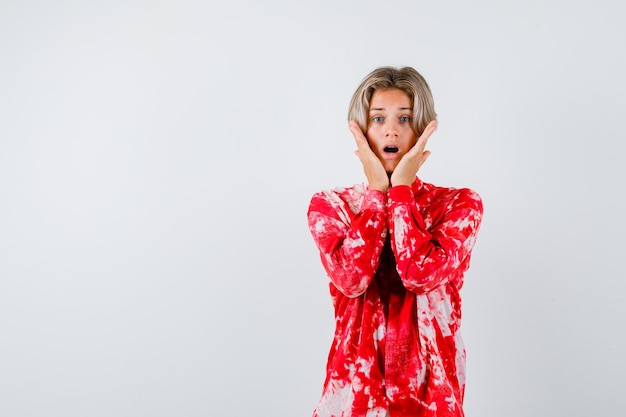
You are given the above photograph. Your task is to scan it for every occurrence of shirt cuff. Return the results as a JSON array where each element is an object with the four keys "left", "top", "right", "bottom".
[
  {"left": 362, "top": 189, "right": 386, "bottom": 212},
  {"left": 387, "top": 185, "right": 414, "bottom": 206}
]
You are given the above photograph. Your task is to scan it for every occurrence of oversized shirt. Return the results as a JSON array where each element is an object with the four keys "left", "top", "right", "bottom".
[{"left": 307, "top": 177, "right": 483, "bottom": 417}]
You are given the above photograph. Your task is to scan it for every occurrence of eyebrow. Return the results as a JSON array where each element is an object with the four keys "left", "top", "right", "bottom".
[{"left": 369, "top": 107, "right": 413, "bottom": 112}]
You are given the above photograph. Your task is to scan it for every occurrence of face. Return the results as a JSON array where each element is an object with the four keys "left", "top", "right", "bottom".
[{"left": 366, "top": 88, "right": 417, "bottom": 174}]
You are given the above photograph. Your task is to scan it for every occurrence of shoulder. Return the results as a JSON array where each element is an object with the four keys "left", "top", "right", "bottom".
[
  {"left": 421, "top": 181, "right": 483, "bottom": 214},
  {"left": 422, "top": 180, "right": 481, "bottom": 201},
  {"left": 309, "top": 183, "right": 367, "bottom": 211},
  {"left": 450, "top": 187, "right": 482, "bottom": 208}
]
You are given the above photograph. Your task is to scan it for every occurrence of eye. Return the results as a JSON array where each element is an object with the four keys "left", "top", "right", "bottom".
[
  {"left": 372, "top": 116, "right": 383, "bottom": 123},
  {"left": 400, "top": 116, "right": 411, "bottom": 123}
]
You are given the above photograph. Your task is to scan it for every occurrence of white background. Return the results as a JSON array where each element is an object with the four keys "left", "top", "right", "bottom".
[{"left": 1, "top": 1, "right": 625, "bottom": 416}]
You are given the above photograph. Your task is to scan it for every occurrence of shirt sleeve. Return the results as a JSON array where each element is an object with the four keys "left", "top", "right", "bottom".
[
  {"left": 307, "top": 189, "right": 387, "bottom": 298},
  {"left": 387, "top": 185, "right": 483, "bottom": 294}
]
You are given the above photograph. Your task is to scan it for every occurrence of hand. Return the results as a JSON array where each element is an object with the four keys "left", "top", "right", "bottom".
[
  {"left": 390, "top": 120, "right": 437, "bottom": 187},
  {"left": 349, "top": 120, "right": 390, "bottom": 192}
]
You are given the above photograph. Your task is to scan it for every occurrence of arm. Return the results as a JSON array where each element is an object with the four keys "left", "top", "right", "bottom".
[
  {"left": 307, "top": 189, "right": 387, "bottom": 297},
  {"left": 387, "top": 185, "right": 483, "bottom": 294}
]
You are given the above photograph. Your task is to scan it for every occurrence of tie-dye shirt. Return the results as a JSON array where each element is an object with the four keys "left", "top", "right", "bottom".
[{"left": 307, "top": 177, "right": 483, "bottom": 417}]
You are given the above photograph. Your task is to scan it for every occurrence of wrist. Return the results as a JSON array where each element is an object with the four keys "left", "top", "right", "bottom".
[
  {"left": 388, "top": 184, "right": 414, "bottom": 203},
  {"left": 390, "top": 178, "right": 412, "bottom": 187},
  {"left": 369, "top": 183, "right": 389, "bottom": 192}
]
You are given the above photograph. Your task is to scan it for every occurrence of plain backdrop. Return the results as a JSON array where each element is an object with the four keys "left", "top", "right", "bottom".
[{"left": 1, "top": 0, "right": 625, "bottom": 416}]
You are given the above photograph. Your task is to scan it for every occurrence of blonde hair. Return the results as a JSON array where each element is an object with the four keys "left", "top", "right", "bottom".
[{"left": 348, "top": 66, "right": 437, "bottom": 136}]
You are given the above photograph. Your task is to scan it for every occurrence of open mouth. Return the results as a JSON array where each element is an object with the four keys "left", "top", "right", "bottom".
[{"left": 383, "top": 145, "right": 399, "bottom": 153}]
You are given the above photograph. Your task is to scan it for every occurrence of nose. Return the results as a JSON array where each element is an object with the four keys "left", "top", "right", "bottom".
[{"left": 384, "top": 119, "right": 399, "bottom": 138}]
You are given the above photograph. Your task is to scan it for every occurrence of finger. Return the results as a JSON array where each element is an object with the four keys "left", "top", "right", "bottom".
[
  {"left": 409, "top": 120, "right": 437, "bottom": 155},
  {"left": 417, "top": 151, "right": 431, "bottom": 169},
  {"left": 349, "top": 121, "right": 370, "bottom": 152},
  {"left": 418, "top": 120, "right": 438, "bottom": 144},
  {"left": 349, "top": 121, "right": 366, "bottom": 143}
]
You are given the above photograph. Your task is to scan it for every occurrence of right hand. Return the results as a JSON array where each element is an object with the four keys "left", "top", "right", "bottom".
[{"left": 349, "top": 121, "right": 390, "bottom": 192}]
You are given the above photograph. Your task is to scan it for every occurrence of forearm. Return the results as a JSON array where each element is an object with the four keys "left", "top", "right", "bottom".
[
  {"left": 388, "top": 185, "right": 482, "bottom": 293},
  {"left": 308, "top": 189, "right": 387, "bottom": 297}
]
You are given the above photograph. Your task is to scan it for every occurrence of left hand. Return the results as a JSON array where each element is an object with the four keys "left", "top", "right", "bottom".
[{"left": 390, "top": 120, "right": 437, "bottom": 187}]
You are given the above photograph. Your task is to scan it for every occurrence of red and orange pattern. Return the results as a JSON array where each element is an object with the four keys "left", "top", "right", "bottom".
[{"left": 308, "top": 178, "right": 483, "bottom": 417}]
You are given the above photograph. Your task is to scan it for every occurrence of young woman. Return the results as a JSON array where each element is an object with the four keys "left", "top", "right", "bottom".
[{"left": 307, "top": 67, "right": 483, "bottom": 417}]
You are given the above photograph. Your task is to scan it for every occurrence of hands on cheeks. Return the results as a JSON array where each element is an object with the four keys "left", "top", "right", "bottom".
[
  {"left": 390, "top": 120, "right": 437, "bottom": 187},
  {"left": 349, "top": 120, "right": 390, "bottom": 192},
  {"left": 349, "top": 120, "right": 438, "bottom": 192}
]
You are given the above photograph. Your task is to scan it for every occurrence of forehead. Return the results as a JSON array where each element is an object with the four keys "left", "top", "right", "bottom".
[{"left": 369, "top": 88, "right": 412, "bottom": 110}]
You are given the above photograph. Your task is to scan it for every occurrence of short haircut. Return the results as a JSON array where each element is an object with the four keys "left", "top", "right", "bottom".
[{"left": 348, "top": 66, "right": 437, "bottom": 136}]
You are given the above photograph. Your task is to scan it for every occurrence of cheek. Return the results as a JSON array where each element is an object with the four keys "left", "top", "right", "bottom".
[{"left": 366, "top": 126, "right": 383, "bottom": 142}]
